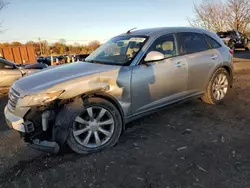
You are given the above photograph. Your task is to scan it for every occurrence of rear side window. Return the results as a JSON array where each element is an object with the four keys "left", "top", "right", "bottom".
[
  {"left": 205, "top": 35, "right": 222, "bottom": 49},
  {"left": 177, "top": 32, "right": 209, "bottom": 55}
]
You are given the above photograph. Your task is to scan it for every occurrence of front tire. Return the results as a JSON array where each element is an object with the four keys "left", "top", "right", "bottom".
[
  {"left": 202, "top": 68, "right": 230, "bottom": 105},
  {"left": 67, "top": 97, "right": 122, "bottom": 154}
]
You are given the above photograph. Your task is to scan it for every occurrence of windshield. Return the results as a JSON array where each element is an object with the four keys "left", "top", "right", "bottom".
[{"left": 85, "top": 36, "right": 147, "bottom": 65}]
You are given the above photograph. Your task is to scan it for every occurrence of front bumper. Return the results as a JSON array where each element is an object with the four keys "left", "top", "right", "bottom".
[
  {"left": 4, "top": 106, "right": 35, "bottom": 133},
  {"left": 4, "top": 106, "right": 25, "bottom": 132},
  {"left": 4, "top": 105, "right": 60, "bottom": 153}
]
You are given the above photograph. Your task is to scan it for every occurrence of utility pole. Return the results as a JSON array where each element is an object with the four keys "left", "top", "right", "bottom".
[{"left": 38, "top": 37, "right": 42, "bottom": 56}]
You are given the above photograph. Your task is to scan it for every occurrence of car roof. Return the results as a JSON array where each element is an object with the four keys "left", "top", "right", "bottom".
[
  {"left": 118, "top": 27, "right": 211, "bottom": 37},
  {"left": 116, "top": 27, "right": 224, "bottom": 46}
]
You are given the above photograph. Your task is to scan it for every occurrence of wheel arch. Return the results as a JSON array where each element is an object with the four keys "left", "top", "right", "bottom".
[
  {"left": 81, "top": 91, "right": 125, "bottom": 130},
  {"left": 203, "top": 64, "right": 233, "bottom": 94},
  {"left": 53, "top": 91, "right": 125, "bottom": 148},
  {"left": 207, "top": 65, "right": 233, "bottom": 88},
  {"left": 221, "top": 65, "right": 233, "bottom": 87},
  {"left": 201, "top": 64, "right": 232, "bottom": 104}
]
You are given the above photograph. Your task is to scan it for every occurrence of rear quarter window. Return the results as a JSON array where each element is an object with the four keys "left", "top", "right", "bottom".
[{"left": 205, "top": 34, "right": 222, "bottom": 49}]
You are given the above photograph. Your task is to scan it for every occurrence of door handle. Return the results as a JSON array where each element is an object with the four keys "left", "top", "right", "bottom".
[
  {"left": 175, "top": 61, "right": 185, "bottom": 67},
  {"left": 211, "top": 55, "right": 218, "bottom": 60}
]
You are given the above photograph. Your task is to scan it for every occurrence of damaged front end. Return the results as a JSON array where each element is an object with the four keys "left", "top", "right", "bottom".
[
  {"left": 4, "top": 64, "right": 130, "bottom": 153},
  {"left": 5, "top": 90, "right": 85, "bottom": 153},
  {"left": 22, "top": 105, "right": 59, "bottom": 153},
  {"left": 28, "top": 98, "right": 84, "bottom": 153}
]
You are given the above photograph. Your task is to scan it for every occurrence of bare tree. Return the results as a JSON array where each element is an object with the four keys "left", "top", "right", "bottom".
[
  {"left": 227, "top": 0, "right": 250, "bottom": 32},
  {"left": 87, "top": 40, "right": 101, "bottom": 52},
  {"left": 0, "top": 1, "right": 6, "bottom": 11},
  {"left": 188, "top": 0, "right": 228, "bottom": 32},
  {"left": 0, "top": 0, "right": 7, "bottom": 31},
  {"left": 188, "top": 0, "right": 250, "bottom": 33}
]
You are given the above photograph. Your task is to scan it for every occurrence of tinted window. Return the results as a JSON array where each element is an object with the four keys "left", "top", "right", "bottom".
[
  {"left": 177, "top": 32, "right": 209, "bottom": 55},
  {"left": 217, "top": 31, "right": 236, "bottom": 38},
  {"left": 217, "top": 32, "right": 228, "bottom": 38},
  {"left": 205, "top": 35, "right": 221, "bottom": 49},
  {"left": 228, "top": 31, "right": 237, "bottom": 37},
  {"left": 147, "top": 34, "right": 176, "bottom": 58}
]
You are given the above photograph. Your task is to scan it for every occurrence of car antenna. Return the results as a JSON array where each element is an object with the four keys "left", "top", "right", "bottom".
[{"left": 126, "top": 27, "right": 137, "bottom": 34}]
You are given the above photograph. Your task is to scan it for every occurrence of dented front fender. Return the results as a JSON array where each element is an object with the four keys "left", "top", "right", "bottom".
[{"left": 51, "top": 66, "right": 132, "bottom": 117}]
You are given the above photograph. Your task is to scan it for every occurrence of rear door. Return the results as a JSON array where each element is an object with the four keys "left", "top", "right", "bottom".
[{"left": 177, "top": 32, "right": 221, "bottom": 94}]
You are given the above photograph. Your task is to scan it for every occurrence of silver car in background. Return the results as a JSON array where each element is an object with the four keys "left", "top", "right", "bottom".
[
  {"left": 4, "top": 27, "right": 233, "bottom": 154},
  {"left": 0, "top": 58, "right": 48, "bottom": 96}
]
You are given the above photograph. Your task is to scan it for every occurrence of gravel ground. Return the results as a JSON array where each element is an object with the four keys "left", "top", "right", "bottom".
[{"left": 0, "top": 52, "right": 250, "bottom": 188}]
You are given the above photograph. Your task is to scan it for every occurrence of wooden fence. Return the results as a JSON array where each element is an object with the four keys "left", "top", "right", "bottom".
[{"left": 0, "top": 45, "right": 36, "bottom": 64}]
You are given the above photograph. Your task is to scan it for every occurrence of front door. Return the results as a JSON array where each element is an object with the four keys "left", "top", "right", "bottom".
[{"left": 131, "top": 34, "right": 188, "bottom": 115}]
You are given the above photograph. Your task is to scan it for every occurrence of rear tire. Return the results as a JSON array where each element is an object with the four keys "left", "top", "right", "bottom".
[
  {"left": 67, "top": 97, "right": 122, "bottom": 154},
  {"left": 202, "top": 68, "right": 230, "bottom": 105}
]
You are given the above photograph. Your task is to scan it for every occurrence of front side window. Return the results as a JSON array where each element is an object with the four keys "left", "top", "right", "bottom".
[
  {"left": 177, "top": 32, "right": 209, "bottom": 55},
  {"left": 146, "top": 34, "right": 177, "bottom": 58},
  {"left": 85, "top": 36, "right": 147, "bottom": 66}
]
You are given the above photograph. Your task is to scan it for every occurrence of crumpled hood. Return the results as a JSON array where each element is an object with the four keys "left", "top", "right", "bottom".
[{"left": 13, "top": 62, "right": 119, "bottom": 96}]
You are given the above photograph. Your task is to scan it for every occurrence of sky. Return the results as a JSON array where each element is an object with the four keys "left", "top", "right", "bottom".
[{"left": 0, "top": 0, "right": 202, "bottom": 44}]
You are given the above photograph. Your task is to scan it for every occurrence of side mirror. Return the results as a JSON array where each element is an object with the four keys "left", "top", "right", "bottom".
[{"left": 144, "top": 51, "right": 164, "bottom": 62}]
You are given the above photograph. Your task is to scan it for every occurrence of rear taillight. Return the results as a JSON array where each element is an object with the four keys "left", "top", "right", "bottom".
[{"left": 229, "top": 49, "right": 234, "bottom": 54}]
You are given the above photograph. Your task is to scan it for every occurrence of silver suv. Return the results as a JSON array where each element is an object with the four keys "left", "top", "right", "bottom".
[{"left": 4, "top": 27, "right": 233, "bottom": 154}]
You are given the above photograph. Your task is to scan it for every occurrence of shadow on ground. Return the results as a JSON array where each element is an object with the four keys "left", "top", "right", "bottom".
[
  {"left": 1, "top": 70, "right": 250, "bottom": 188},
  {"left": 0, "top": 95, "right": 9, "bottom": 131}
]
